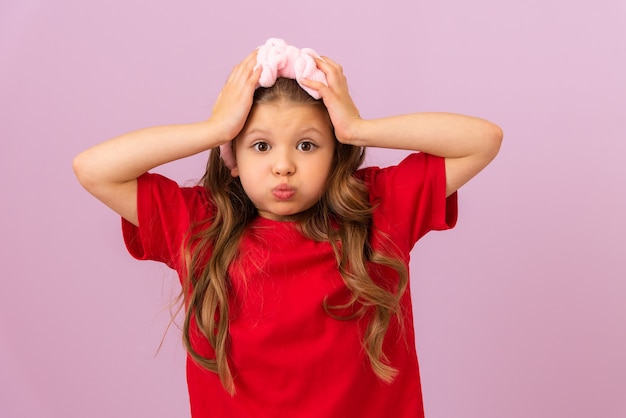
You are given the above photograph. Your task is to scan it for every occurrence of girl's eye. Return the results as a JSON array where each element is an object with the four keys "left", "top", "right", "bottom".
[
  {"left": 252, "top": 142, "right": 270, "bottom": 152},
  {"left": 297, "top": 141, "right": 317, "bottom": 152}
]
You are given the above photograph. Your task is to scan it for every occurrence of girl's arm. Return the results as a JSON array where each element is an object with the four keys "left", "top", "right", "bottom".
[
  {"left": 73, "top": 51, "right": 261, "bottom": 226},
  {"left": 345, "top": 113, "right": 502, "bottom": 196},
  {"left": 73, "top": 121, "right": 227, "bottom": 226},
  {"left": 300, "top": 57, "right": 503, "bottom": 197}
]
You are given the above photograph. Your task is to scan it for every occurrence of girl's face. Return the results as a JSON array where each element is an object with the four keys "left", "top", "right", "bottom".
[{"left": 232, "top": 101, "right": 335, "bottom": 221}]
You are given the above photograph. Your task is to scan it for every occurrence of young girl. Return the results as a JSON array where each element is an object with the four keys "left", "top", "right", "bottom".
[{"left": 73, "top": 39, "right": 502, "bottom": 418}]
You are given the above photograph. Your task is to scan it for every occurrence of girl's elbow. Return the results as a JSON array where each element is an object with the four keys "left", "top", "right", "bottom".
[
  {"left": 493, "top": 123, "right": 504, "bottom": 144},
  {"left": 72, "top": 151, "right": 97, "bottom": 191},
  {"left": 73, "top": 152, "right": 85, "bottom": 181},
  {"left": 485, "top": 123, "right": 503, "bottom": 160}
]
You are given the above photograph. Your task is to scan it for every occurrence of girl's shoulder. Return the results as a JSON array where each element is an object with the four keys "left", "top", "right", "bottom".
[
  {"left": 355, "top": 152, "right": 442, "bottom": 188},
  {"left": 354, "top": 153, "right": 457, "bottom": 248},
  {"left": 137, "top": 172, "right": 216, "bottom": 223}
]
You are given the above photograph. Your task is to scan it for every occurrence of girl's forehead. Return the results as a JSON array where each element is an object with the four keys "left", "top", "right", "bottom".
[{"left": 243, "top": 102, "right": 333, "bottom": 135}]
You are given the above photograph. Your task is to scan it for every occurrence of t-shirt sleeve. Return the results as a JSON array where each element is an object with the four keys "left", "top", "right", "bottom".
[
  {"left": 121, "top": 173, "right": 211, "bottom": 272},
  {"left": 364, "top": 152, "right": 458, "bottom": 252}
]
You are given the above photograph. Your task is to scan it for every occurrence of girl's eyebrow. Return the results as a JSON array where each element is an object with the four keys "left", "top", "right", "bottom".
[
  {"left": 241, "top": 128, "right": 270, "bottom": 137},
  {"left": 297, "top": 127, "right": 326, "bottom": 136},
  {"left": 242, "top": 126, "right": 327, "bottom": 138}
]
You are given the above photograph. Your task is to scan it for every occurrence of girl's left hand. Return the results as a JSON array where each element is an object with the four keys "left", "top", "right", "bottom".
[{"left": 299, "top": 57, "right": 363, "bottom": 144}]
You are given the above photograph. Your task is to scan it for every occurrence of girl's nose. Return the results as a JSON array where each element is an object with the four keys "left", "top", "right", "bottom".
[{"left": 272, "top": 151, "right": 295, "bottom": 176}]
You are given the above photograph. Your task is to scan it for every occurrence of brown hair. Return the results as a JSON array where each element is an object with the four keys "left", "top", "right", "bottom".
[{"left": 181, "top": 78, "right": 408, "bottom": 394}]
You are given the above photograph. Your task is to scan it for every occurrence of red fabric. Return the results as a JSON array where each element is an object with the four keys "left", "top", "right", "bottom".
[{"left": 122, "top": 152, "right": 457, "bottom": 418}]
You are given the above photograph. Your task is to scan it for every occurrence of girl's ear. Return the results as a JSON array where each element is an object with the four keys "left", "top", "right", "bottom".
[{"left": 230, "top": 166, "right": 239, "bottom": 177}]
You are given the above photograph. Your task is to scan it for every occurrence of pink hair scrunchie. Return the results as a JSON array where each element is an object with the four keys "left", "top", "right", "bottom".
[{"left": 219, "top": 38, "right": 327, "bottom": 170}]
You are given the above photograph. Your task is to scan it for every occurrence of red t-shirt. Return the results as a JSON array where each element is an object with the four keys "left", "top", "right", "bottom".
[{"left": 122, "top": 152, "right": 458, "bottom": 418}]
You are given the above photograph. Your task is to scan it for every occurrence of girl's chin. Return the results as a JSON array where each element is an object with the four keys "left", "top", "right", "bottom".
[{"left": 258, "top": 206, "right": 314, "bottom": 222}]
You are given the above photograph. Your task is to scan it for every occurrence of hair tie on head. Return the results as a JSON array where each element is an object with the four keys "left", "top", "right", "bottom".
[
  {"left": 219, "top": 38, "right": 327, "bottom": 170},
  {"left": 255, "top": 38, "right": 327, "bottom": 99}
]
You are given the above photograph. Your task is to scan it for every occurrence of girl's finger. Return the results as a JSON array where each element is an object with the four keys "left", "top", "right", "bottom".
[
  {"left": 298, "top": 78, "right": 329, "bottom": 99},
  {"left": 227, "top": 50, "right": 258, "bottom": 83},
  {"left": 241, "top": 49, "right": 259, "bottom": 69},
  {"left": 314, "top": 56, "right": 342, "bottom": 74},
  {"left": 313, "top": 56, "right": 348, "bottom": 88},
  {"left": 248, "top": 63, "right": 262, "bottom": 86},
  {"left": 299, "top": 77, "right": 325, "bottom": 90},
  {"left": 316, "top": 55, "right": 339, "bottom": 67}
]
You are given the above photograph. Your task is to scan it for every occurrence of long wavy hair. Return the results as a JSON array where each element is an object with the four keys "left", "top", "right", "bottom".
[{"left": 181, "top": 78, "right": 408, "bottom": 394}]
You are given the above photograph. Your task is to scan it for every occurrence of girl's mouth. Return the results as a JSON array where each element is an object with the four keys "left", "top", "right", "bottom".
[{"left": 272, "top": 184, "right": 296, "bottom": 200}]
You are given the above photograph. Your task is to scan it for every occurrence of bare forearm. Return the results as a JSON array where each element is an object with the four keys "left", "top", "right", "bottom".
[
  {"left": 349, "top": 112, "right": 503, "bottom": 159},
  {"left": 73, "top": 120, "right": 228, "bottom": 187}
]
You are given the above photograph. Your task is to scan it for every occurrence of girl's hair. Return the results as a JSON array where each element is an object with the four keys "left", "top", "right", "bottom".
[{"left": 181, "top": 78, "right": 408, "bottom": 394}]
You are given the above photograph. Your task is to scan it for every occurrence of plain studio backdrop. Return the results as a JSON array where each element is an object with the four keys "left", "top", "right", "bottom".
[{"left": 1, "top": 0, "right": 625, "bottom": 417}]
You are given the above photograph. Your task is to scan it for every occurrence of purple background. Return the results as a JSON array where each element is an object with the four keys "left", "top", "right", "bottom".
[{"left": 1, "top": 0, "right": 625, "bottom": 417}]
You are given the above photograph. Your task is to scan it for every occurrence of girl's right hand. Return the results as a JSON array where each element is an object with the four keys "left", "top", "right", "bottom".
[
  {"left": 209, "top": 50, "right": 262, "bottom": 141},
  {"left": 299, "top": 56, "right": 363, "bottom": 145},
  {"left": 73, "top": 51, "right": 262, "bottom": 227}
]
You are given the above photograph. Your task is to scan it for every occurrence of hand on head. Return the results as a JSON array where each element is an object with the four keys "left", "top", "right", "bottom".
[
  {"left": 299, "top": 56, "right": 363, "bottom": 145},
  {"left": 210, "top": 50, "right": 262, "bottom": 143}
]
